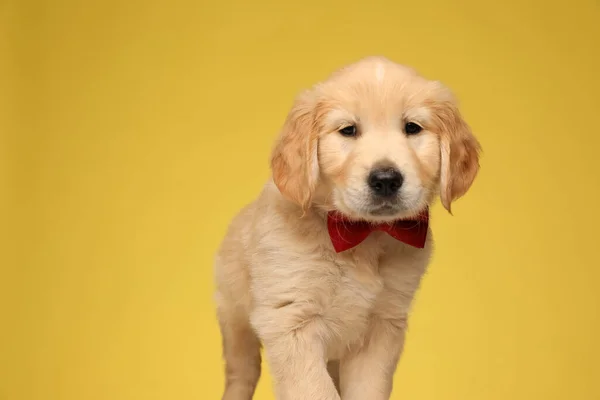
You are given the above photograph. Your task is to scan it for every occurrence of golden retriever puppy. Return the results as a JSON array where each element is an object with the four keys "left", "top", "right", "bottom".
[{"left": 214, "top": 56, "right": 481, "bottom": 400}]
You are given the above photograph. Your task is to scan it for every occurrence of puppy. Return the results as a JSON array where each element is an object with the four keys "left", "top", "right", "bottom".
[{"left": 214, "top": 56, "right": 481, "bottom": 400}]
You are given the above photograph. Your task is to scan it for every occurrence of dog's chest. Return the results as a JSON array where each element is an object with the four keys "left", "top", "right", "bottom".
[{"left": 321, "top": 240, "right": 390, "bottom": 352}]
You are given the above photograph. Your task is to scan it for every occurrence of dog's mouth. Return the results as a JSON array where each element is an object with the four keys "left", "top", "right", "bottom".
[
  {"left": 368, "top": 204, "right": 400, "bottom": 216},
  {"left": 364, "top": 197, "right": 429, "bottom": 221},
  {"left": 334, "top": 188, "right": 425, "bottom": 222},
  {"left": 332, "top": 201, "right": 425, "bottom": 224}
]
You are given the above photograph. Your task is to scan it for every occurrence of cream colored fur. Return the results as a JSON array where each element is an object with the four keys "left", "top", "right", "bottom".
[{"left": 214, "top": 56, "right": 481, "bottom": 400}]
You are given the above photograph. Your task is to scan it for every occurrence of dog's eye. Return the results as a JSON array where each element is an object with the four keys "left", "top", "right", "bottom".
[
  {"left": 404, "top": 122, "right": 422, "bottom": 135},
  {"left": 338, "top": 125, "right": 357, "bottom": 137}
]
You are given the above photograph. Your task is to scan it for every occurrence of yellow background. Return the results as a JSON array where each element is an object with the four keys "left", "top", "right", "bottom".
[{"left": 2, "top": 0, "right": 600, "bottom": 399}]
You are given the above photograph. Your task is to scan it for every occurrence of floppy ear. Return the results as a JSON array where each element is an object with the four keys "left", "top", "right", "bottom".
[
  {"left": 270, "top": 91, "right": 319, "bottom": 211},
  {"left": 431, "top": 87, "right": 481, "bottom": 213}
]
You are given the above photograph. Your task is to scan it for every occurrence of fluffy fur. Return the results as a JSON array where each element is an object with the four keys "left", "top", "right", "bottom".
[{"left": 214, "top": 56, "right": 481, "bottom": 400}]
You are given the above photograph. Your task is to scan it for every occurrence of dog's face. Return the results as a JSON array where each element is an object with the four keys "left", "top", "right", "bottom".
[{"left": 272, "top": 57, "right": 480, "bottom": 221}]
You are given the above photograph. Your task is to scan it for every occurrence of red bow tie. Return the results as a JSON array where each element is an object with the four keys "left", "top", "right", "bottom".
[{"left": 327, "top": 210, "right": 429, "bottom": 253}]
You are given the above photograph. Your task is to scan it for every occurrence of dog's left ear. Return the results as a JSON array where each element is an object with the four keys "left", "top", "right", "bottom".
[{"left": 430, "top": 84, "right": 482, "bottom": 213}]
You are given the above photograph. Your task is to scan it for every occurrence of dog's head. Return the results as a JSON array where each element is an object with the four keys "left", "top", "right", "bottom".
[{"left": 271, "top": 57, "right": 480, "bottom": 221}]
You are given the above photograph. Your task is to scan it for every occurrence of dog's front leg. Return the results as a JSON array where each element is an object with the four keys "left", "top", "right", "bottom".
[
  {"left": 339, "top": 317, "right": 406, "bottom": 400},
  {"left": 252, "top": 310, "right": 340, "bottom": 400}
]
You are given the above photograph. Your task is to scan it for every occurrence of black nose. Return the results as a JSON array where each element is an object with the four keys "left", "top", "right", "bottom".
[{"left": 368, "top": 168, "right": 403, "bottom": 197}]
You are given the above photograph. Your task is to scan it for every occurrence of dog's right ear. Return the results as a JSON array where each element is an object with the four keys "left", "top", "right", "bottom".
[{"left": 271, "top": 91, "right": 319, "bottom": 211}]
